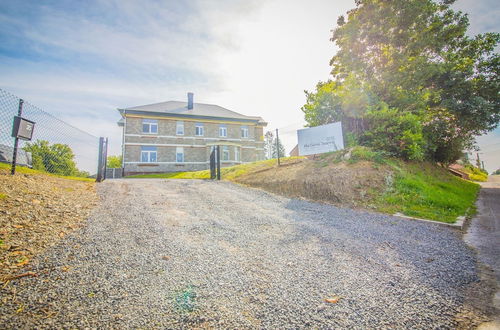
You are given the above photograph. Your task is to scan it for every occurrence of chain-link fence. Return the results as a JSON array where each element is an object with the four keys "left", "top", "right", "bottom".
[{"left": 0, "top": 88, "right": 100, "bottom": 177}]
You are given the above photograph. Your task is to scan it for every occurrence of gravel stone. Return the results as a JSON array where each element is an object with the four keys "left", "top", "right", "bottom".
[{"left": 0, "top": 179, "right": 488, "bottom": 328}]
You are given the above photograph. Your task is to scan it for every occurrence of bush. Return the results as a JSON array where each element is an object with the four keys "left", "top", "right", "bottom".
[
  {"left": 360, "top": 105, "right": 425, "bottom": 161},
  {"left": 349, "top": 146, "right": 386, "bottom": 163},
  {"left": 463, "top": 164, "right": 488, "bottom": 182}
]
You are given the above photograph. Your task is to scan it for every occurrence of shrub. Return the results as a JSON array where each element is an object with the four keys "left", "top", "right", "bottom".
[{"left": 360, "top": 105, "right": 425, "bottom": 161}]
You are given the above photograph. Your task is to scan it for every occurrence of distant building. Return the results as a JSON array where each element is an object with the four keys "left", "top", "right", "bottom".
[
  {"left": 289, "top": 144, "right": 299, "bottom": 157},
  {"left": 0, "top": 144, "right": 32, "bottom": 167},
  {"left": 117, "top": 93, "right": 267, "bottom": 175}
]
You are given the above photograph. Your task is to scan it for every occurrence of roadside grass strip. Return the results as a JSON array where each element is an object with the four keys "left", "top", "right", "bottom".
[
  {"left": 0, "top": 162, "right": 94, "bottom": 182},
  {"left": 378, "top": 162, "right": 480, "bottom": 223}
]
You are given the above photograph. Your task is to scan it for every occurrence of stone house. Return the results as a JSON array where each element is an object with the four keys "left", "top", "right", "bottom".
[{"left": 117, "top": 93, "right": 267, "bottom": 175}]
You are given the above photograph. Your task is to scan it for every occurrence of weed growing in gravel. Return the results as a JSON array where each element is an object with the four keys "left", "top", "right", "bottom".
[{"left": 0, "top": 193, "right": 7, "bottom": 200}]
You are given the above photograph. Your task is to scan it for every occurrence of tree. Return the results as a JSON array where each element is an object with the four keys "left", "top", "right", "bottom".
[
  {"left": 303, "top": 0, "right": 499, "bottom": 163},
  {"left": 107, "top": 155, "right": 122, "bottom": 168},
  {"left": 264, "top": 131, "right": 274, "bottom": 159},
  {"left": 263, "top": 131, "right": 286, "bottom": 159},
  {"left": 24, "top": 140, "right": 79, "bottom": 176},
  {"left": 272, "top": 135, "right": 286, "bottom": 159}
]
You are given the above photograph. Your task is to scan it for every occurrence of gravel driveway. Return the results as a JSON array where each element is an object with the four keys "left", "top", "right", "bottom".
[{"left": 0, "top": 179, "right": 489, "bottom": 328}]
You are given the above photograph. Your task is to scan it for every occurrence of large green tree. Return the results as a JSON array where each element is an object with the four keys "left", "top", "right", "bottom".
[
  {"left": 107, "top": 155, "right": 122, "bottom": 168},
  {"left": 24, "top": 140, "right": 79, "bottom": 176},
  {"left": 303, "top": 0, "right": 499, "bottom": 163}
]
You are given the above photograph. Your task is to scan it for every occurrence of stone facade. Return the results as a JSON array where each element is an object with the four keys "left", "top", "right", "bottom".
[{"left": 121, "top": 116, "right": 266, "bottom": 175}]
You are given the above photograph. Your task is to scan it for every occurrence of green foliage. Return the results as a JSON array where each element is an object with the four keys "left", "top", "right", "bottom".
[
  {"left": 303, "top": 0, "right": 499, "bottom": 164},
  {"left": 493, "top": 169, "right": 500, "bottom": 175},
  {"left": 349, "top": 146, "right": 386, "bottom": 164},
  {"left": 24, "top": 140, "right": 77, "bottom": 176},
  {"left": 0, "top": 193, "right": 7, "bottom": 200},
  {"left": 378, "top": 162, "right": 480, "bottom": 223},
  {"left": 344, "top": 132, "right": 359, "bottom": 148},
  {"left": 302, "top": 81, "right": 343, "bottom": 127},
  {"left": 361, "top": 105, "right": 425, "bottom": 160},
  {"left": 107, "top": 155, "right": 122, "bottom": 168},
  {"left": 463, "top": 164, "right": 488, "bottom": 182},
  {"left": 23, "top": 140, "right": 86, "bottom": 177}
]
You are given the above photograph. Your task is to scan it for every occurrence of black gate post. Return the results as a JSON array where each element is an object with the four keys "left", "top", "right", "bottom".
[
  {"left": 11, "top": 99, "right": 24, "bottom": 175},
  {"left": 96, "top": 137, "right": 106, "bottom": 182},
  {"left": 103, "top": 138, "right": 108, "bottom": 180},
  {"left": 210, "top": 148, "right": 216, "bottom": 179},
  {"left": 216, "top": 145, "right": 221, "bottom": 180}
]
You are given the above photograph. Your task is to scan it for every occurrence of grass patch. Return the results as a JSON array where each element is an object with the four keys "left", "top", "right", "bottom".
[
  {"left": 126, "top": 157, "right": 304, "bottom": 180},
  {"left": 0, "top": 193, "right": 7, "bottom": 200},
  {"left": 462, "top": 164, "right": 488, "bottom": 182},
  {"left": 0, "top": 162, "right": 94, "bottom": 182},
  {"left": 377, "top": 161, "right": 480, "bottom": 223}
]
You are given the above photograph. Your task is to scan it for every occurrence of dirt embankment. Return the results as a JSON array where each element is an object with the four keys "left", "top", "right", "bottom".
[
  {"left": 233, "top": 158, "right": 391, "bottom": 209},
  {"left": 0, "top": 170, "right": 97, "bottom": 280}
]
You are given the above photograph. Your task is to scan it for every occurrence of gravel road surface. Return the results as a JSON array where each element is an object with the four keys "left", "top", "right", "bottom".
[{"left": 0, "top": 179, "right": 490, "bottom": 328}]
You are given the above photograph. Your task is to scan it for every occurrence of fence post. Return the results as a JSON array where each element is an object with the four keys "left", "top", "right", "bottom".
[
  {"left": 11, "top": 99, "right": 24, "bottom": 175},
  {"left": 103, "top": 138, "right": 108, "bottom": 180},
  {"left": 275, "top": 128, "right": 281, "bottom": 166},
  {"left": 216, "top": 145, "right": 221, "bottom": 180},
  {"left": 96, "top": 137, "right": 104, "bottom": 182}
]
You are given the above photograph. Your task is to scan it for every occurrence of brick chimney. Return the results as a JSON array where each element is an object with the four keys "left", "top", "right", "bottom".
[{"left": 187, "top": 92, "right": 194, "bottom": 110}]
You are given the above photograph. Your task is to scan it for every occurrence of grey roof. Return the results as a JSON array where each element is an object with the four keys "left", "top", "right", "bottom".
[{"left": 118, "top": 101, "right": 266, "bottom": 125}]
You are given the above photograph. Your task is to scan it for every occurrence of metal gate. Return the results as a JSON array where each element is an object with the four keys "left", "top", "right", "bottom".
[{"left": 210, "top": 145, "right": 221, "bottom": 180}]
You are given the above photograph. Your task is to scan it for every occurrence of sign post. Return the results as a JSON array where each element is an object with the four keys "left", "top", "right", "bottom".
[{"left": 11, "top": 99, "right": 36, "bottom": 175}]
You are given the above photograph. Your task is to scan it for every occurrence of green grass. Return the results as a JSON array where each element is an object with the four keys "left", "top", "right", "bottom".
[
  {"left": 0, "top": 162, "right": 94, "bottom": 182},
  {"left": 377, "top": 161, "right": 480, "bottom": 223},
  {"left": 126, "top": 157, "right": 304, "bottom": 180},
  {"left": 462, "top": 164, "right": 488, "bottom": 182}
]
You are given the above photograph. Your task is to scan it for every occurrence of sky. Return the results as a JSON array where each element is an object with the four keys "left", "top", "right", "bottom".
[{"left": 0, "top": 0, "right": 499, "bottom": 172}]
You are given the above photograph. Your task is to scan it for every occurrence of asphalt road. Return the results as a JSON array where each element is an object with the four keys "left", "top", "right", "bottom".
[
  {"left": 465, "top": 175, "right": 500, "bottom": 326},
  {"left": 0, "top": 179, "right": 493, "bottom": 328}
]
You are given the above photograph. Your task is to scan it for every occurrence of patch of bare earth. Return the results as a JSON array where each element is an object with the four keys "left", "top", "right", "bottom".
[
  {"left": 234, "top": 159, "right": 391, "bottom": 209},
  {"left": 0, "top": 169, "right": 97, "bottom": 282}
]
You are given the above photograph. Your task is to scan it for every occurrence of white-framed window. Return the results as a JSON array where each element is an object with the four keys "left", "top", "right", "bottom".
[
  {"left": 241, "top": 126, "right": 249, "bottom": 138},
  {"left": 176, "top": 147, "right": 184, "bottom": 163},
  {"left": 234, "top": 147, "right": 240, "bottom": 161},
  {"left": 141, "top": 146, "right": 157, "bottom": 162},
  {"left": 176, "top": 121, "right": 184, "bottom": 135},
  {"left": 142, "top": 119, "right": 158, "bottom": 134},
  {"left": 195, "top": 123, "right": 204, "bottom": 136},
  {"left": 222, "top": 145, "right": 229, "bottom": 160},
  {"left": 219, "top": 124, "right": 227, "bottom": 137}
]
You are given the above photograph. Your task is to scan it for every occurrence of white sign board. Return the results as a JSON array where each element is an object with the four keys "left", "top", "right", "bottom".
[{"left": 297, "top": 122, "right": 344, "bottom": 156}]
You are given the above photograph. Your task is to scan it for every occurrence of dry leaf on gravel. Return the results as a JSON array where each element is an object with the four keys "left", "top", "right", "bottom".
[{"left": 324, "top": 296, "right": 342, "bottom": 304}]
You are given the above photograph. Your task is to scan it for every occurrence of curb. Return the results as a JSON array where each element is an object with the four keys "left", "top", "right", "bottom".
[{"left": 393, "top": 213, "right": 465, "bottom": 229}]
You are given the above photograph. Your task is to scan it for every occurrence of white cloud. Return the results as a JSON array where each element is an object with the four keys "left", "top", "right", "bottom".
[{"left": 1, "top": 0, "right": 498, "bottom": 169}]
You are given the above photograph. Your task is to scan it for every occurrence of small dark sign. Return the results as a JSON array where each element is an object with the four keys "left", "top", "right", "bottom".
[{"left": 12, "top": 116, "right": 35, "bottom": 141}]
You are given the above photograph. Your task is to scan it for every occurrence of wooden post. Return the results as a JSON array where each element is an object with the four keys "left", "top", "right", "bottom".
[{"left": 276, "top": 128, "right": 280, "bottom": 166}]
